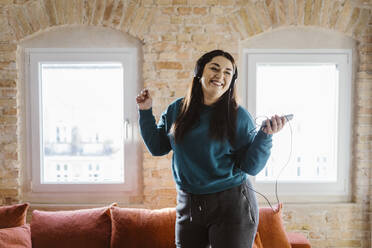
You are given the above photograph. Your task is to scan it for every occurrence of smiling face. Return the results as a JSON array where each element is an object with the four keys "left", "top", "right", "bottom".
[{"left": 200, "top": 56, "right": 234, "bottom": 105}]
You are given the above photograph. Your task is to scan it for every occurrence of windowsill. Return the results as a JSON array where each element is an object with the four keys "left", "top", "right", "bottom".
[
  {"left": 281, "top": 202, "right": 356, "bottom": 206},
  {"left": 256, "top": 194, "right": 351, "bottom": 204},
  {"left": 21, "top": 189, "right": 143, "bottom": 206}
]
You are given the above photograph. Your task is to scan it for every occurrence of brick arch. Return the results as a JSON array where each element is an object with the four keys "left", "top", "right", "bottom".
[
  {"left": 5, "top": 0, "right": 154, "bottom": 42},
  {"left": 227, "top": 0, "right": 371, "bottom": 42}
]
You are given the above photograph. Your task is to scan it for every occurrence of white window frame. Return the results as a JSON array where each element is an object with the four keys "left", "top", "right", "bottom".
[
  {"left": 243, "top": 49, "right": 352, "bottom": 202},
  {"left": 24, "top": 48, "right": 140, "bottom": 196}
]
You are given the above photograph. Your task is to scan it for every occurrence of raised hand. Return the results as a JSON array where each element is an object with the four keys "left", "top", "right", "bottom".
[{"left": 136, "top": 88, "right": 152, "bottom": 110}]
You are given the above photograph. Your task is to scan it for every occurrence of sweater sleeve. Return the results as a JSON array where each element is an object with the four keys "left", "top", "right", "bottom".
[
  {"left": 234, "top": 108, "right": 273, "bottom": 176},
  {"left": 139, "top": 107, "right": 172, "bottom": 156}
]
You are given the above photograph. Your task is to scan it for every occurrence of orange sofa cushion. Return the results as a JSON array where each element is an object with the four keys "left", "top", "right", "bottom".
[
  {"left": 287, "top": 232, "right": 312, "bottom": 248},
  {"left": 0, "top": 203, "right": 29, "bottom": 228},
  {"left": 257, "top": 203, "right": 291, "bottom": 248},
  {"left": 31, "top": 206, "right": 112, "bottom": 248},
  {"left": 0, "top": 224, "right": 31, "bottom": 248},
  {"left": 110, "top": 207, "right": 176, "bottom": 248},
  {"left": 253, "top": 232, "right": 264, "bottom": 248}
]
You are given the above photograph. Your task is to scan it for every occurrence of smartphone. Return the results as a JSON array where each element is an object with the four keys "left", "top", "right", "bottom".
[{"left": 261, "top": 114, "right": 293, "bottom": 127}]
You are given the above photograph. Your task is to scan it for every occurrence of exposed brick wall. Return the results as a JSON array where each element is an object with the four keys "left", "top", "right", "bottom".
[{"left": 0, "top": 0, "right": 370, "bottom": 247}]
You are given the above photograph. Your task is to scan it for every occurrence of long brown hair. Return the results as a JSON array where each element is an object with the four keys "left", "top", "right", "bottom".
[{"left": 172, "top": 50, "right": 239, "bottom": 145}]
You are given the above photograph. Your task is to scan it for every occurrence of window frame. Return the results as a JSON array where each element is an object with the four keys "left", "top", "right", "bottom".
[
  {"left": 24, "top": 48, "right": 140, "bottom": 195},
  {"left": 242, "top": 49, "right": 352, "bottom": 202}
]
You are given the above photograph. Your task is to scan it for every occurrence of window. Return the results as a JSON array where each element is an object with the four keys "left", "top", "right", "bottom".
[
  {"left": 243, "top": 49, "right": 352, "bottom": 201},
  {"left": 25, "top": 48, "right": 139, "bottom": 194}
]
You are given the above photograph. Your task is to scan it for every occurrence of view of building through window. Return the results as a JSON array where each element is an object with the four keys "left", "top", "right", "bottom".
[
  {"left": 255, "top": 64, "right": 338, "bottom": 182},
  {"left": 41, "top": 63, "right": 125, "bottom": 183}
]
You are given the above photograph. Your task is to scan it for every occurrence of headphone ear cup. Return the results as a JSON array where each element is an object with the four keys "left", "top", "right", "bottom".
[{"left": 231, "top": 67, "right": 238, "bottom": 86}]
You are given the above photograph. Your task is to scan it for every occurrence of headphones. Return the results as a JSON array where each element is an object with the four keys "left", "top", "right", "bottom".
[
  {"left": 231, "top": 67, "right": 238, "bottom": 88},
  {"left": 194, "top": 58, "right": 238, "bottom": 90}
]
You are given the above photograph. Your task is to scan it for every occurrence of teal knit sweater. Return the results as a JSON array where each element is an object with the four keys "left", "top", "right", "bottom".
[{"left": 139, "top": 98, "right": 272, "bottom": 194}]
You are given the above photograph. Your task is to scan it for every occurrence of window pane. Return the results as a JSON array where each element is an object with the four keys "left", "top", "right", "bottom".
[
  {"left": 255, "top": 64, "right": 338, "bottom": 182},
  {"left": 41, "top": 63, "right": 124, "bottom": 184}
]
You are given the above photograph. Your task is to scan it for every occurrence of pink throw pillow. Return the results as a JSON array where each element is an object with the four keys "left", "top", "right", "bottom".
[
  {"left": 0, "top": 203, "right": 29, "bottom": 228},
  {"left": 0, "top": 224, "right": 32, "bottom": 248},
  {"left": 111, "top": 207, "right": 176, "bottom": 248},
  {"left": 31, "top": 206, "right": 112, "bottom": 248}
]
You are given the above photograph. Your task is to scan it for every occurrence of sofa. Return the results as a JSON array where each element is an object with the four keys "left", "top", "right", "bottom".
[{"left": 0, "top": 202, "right": 311, "bottom": 248}]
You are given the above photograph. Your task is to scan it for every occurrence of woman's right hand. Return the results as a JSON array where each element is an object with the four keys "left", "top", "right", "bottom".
[{"left": 136, "top": 88, "right": 152, "bottom": 110}]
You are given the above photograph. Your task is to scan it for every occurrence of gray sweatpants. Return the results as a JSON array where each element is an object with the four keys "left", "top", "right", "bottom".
[{"left": 175, "top": 178, "right": 259, "bottom": 248}]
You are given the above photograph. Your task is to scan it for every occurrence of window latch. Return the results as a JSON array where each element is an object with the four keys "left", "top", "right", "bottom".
[{"left": 124, "top": 119, "right": 130, "bottom": 140}]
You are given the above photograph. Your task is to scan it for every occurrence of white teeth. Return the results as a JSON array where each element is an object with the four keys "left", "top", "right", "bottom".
[{"left": 210, "top": 80, "right": 223, "bottom": 87}]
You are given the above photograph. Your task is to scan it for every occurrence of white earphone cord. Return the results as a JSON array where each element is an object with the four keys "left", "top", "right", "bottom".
[{"left": 240, "top": 116, "right": 293, "bottom": 212}]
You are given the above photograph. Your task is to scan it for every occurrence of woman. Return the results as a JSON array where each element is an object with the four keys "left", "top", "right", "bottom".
[{"left": 136, "top": 50, "right": 286, "bottom": 248}]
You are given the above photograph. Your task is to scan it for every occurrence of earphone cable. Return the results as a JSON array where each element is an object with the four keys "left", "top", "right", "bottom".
[
  {"left": 274, "top": 117, "right": 293, "bottom": 205},
  {"left": 240, "top": 115, "right": 293, "bottom": 212}
]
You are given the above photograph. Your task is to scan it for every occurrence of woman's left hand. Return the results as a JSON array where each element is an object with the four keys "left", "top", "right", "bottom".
[{"left": 262, "top": 115, "right": 287, "bottom": 134}]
